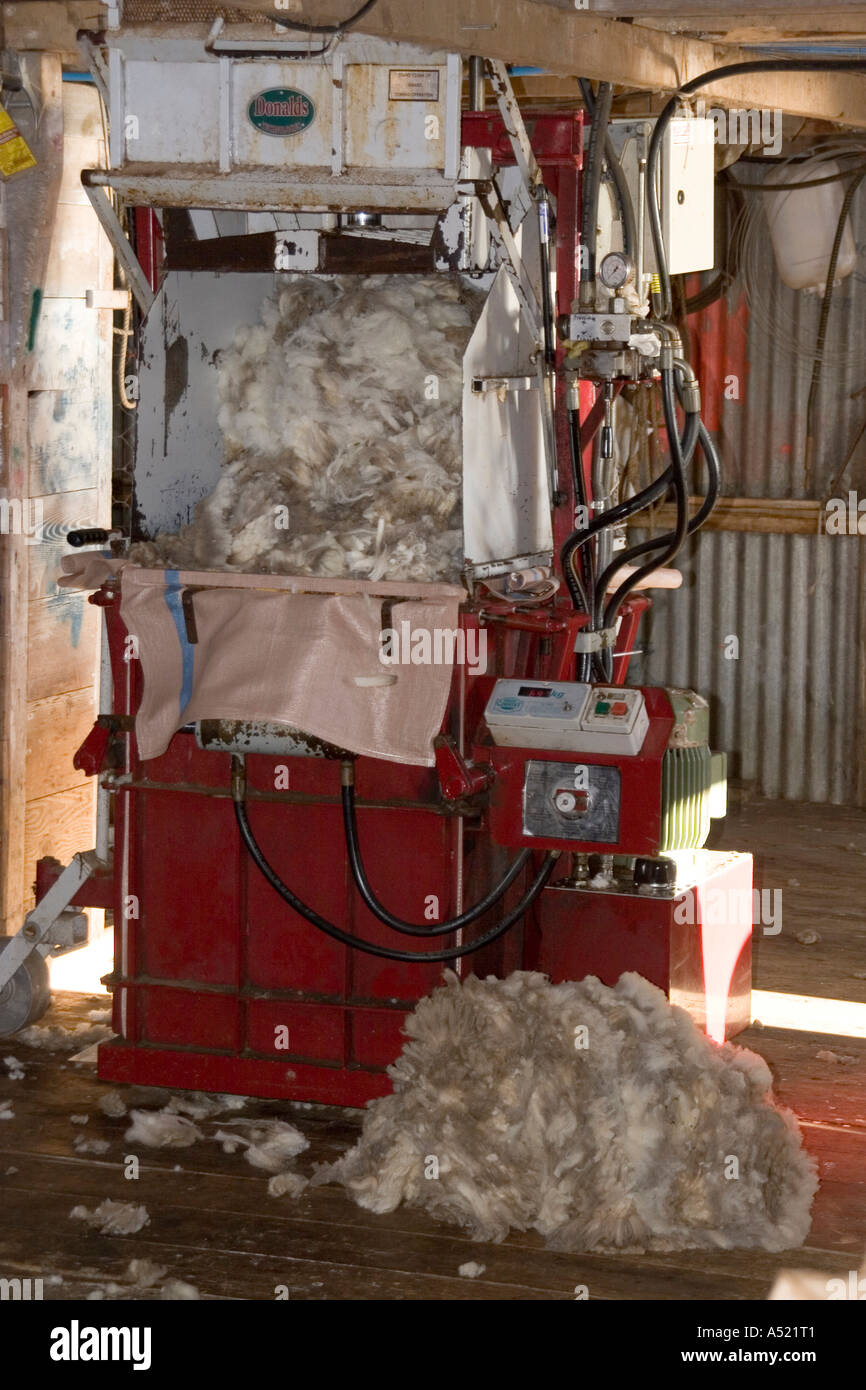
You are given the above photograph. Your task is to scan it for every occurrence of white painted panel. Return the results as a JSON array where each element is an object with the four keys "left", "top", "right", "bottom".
[
  {"left": 462, "top": 264, "right": 551, "bottom": 571},
  {"left": 343, "top": 62, "right": 447, "bottom": 171},
  {"left": 125, "top": 60, "right": 219, "bottom": 165},
  {"left": 135, "top": 271, "right": 275, "bottom": 535}
]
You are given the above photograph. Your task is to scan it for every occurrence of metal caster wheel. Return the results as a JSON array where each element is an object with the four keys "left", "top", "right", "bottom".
[{"left": 0, "top": 941, "right": 51, "bottom": 1037}]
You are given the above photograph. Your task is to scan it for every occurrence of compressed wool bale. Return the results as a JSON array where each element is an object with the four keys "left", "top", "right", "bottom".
[
  {"left": 316, "top": 971, "right": 818, "bottom": 1253},
  {"left": 130, "top": 274, "right": 480, "bottom": 583}
]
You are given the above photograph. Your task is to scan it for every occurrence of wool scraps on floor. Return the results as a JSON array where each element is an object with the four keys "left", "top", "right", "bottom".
[{"left": 316, "top": 970, "right": 818, "bottom": 1253}]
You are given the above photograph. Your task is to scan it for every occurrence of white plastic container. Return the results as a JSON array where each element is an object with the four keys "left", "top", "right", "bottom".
[{"left": 764, "top": 158, "right": 857, "bottom": 292}]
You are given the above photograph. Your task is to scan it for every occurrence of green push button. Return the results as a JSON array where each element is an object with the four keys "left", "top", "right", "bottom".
[{"left": 595, "top": 700, "right": 610, "bottom": 715}]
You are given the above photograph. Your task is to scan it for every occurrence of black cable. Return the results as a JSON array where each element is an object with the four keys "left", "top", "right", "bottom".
[
  {"left": 597, "top": 416, "right": 720, "bottom": 632},
  {"left": 234, "top": 796, "right": 559, "bottom": 964},
  {"left": 565, "top": 406, "right": 593, "bottom": 612},
  {"left": 267, "top": 0, "right": 379, "bottom": 35},
  {"left": 682, "top": 173, "right": 746, "bottom": 316},
  {"left": 728, "top": 163, "right": 866, "bottom": 193},
  {"left": 561, "top": 362, "right": 700, "bottom": 610},
  {"left": 683, "top": 270, "right": 728, "bottom": 316},
  {"left": 537, "top": 187, "right": 557, "bottom": 370},
  {"left": 738, "top": 150, "right": 866, "bottom": 166},
  {"left": 804, "top": 165, "right": 866, "bottom": 490},
  {"left": 341, "top": 779, "right": 532, "bottom": 937},
  {"left": 579, "top": 80, "right": 614, "bottom": 296},
  {"left": 646, "top": 58, "right": 866, "bottom": 321},
  {"left": 595, "top": 366, "right": 689, "bottom": 631},
  {"left": 568, "top": 407, "right": 590, "bottom": 517},
  {"left": 604, "top": 134, "right": 638, "bottom": 265},
  {"left": 578, "top": 77, "right": 637, "bottom": 263}
]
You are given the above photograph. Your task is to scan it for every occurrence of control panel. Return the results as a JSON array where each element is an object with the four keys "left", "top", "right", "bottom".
[
  {"left": 578, "top": 686, "right": 648, "bottom": 753},
  {"left": 484, "top": 680, "right": 649, "bottom": 755},
  {"left": 523, "top": 760, "right": 620, "bottom": 842}
]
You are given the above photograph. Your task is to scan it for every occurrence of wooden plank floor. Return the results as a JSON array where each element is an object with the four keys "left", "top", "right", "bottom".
[{"left": 1, "top": 798, "right": 864, "bottom": 1301}]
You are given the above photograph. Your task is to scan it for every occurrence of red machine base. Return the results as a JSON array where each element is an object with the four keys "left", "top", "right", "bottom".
[
  {"left": 97, "top": 849, "right": 753, "bottom": 1106},
  {"left": 97, "top": 1042, "right": 394, "bottom": 1107},
  {"left": 530, "top": 850, "right": 754, "bottom": 1044}
]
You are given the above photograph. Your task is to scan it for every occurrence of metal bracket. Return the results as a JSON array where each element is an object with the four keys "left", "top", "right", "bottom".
[
  {"left": 77, "top": 31, "right": 110, "bottom": 110},
  {"left": 574, "top": 628, "right": 617, "bottom": 653},
  {"left": 471, "top": 375, "right": 537, "bottom": 395},
  {"left": 81, "top": 174, "right": 155, "bottom": 315},
  {"left": 0, "top": 851, "right": 103, "bottom": 993},
  {"left": 465, "top": 550, "right": 554, "bottom": 583},
  {"left": 476, "top": 183, "right": 542, "bottom": 340},
  {"left": 485, "top": 59, "right": 541, "bottom": 192}
]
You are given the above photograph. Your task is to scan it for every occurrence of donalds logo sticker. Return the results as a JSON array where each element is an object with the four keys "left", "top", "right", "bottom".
[{"left": 248, "top": 88, "right": 315, "bottom": 136}]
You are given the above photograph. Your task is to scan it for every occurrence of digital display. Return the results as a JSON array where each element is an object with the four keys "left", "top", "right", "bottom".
[{"left": 518, "top": 686, "right": 552, "bottom": 698}]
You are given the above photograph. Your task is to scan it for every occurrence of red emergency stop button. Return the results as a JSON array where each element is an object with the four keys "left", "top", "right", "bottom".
[{"left": 611, "top": 700, "right": 629, "bottom": 716}]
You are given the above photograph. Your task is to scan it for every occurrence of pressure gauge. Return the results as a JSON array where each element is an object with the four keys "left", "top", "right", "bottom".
[{"left": 598, "top": 251, "right": 635, "bottom": 291}]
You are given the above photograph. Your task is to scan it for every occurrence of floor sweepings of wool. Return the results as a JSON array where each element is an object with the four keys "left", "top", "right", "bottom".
[
  {"left": 314, "top": 970, "right": 818, "bottom": 1253},
  {"left": 131, "top": 275, "right": 480, "bottom": 583},
  {"left": 70, "top": 1200, "right": 150, "bottom": 1236}
]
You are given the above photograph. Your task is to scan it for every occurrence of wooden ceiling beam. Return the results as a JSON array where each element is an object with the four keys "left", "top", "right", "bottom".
[{"left": 228, "top": 0, "right": 866, "bottom": 128}]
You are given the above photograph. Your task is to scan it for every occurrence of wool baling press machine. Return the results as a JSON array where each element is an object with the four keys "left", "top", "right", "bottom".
[{"left": 0, "top": 11, "right": 752, "bottom": 1102}]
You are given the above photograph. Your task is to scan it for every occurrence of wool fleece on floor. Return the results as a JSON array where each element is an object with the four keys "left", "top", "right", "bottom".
[{"left": 317, "top": 971, "right": 818, "bottom": 1252}]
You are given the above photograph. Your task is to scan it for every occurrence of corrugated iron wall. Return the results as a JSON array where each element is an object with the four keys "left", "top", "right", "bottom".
[
  {"left": 635, "top": 531, "right": 860, "bottom": 803},
  {"left": 633, "top": 178, "right": 866, "bottom": 805}
]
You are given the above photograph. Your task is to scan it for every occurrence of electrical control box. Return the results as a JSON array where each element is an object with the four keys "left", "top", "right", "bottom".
[
  {"left": 599, "top": 118, "right": 715, "bottom": 280},
  {"left": 578, "top": 685, "right": 649, "bottom": 754},
  {"left": 661, "top": 118, "right": 715, "bottom": 275},
  {"left": 483, "top": 680, "right": 649, "bottom": 755}
]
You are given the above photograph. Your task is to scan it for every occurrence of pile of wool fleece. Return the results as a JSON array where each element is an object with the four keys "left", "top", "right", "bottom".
[
  {"left": 316, "top": 971, "right": 818, "bottom": 1253},
  {"left": 131, "top": 274, "right": 479, "bottom": 582}
]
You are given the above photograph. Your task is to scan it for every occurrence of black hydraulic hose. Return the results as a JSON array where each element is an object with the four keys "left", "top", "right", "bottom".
[
  {"left": 266, "top": 0, "right": 379, "bottom": 35},
  {"left": 561, "top": 362, "right": 700, "bottom": 610},
  {"left": 568, "top": 407, "right": 590, "bottom": 517},
  {"left": 578, "top": 77, "right": 637, "bottom": 264},
  {"left": 234, "top": 791, "right": 559, "bottom": 965},
  {"left": 595, "top": 366, "right": 689, "bottom": 630},
  {"left": 580, "top": 80, "right": 614, "bottom": 297},
  {"left": 597, "top": 416, "right": 720, "bottom": 632},
  {"left": 605, "top": 134, "right": 638, "bottom": 266},
  {"left": 537, "top": 186, "right": 557, "bottom": 370},
  {"left": 341, "top": 777, "right": 532, "bottom": 937},
  {"left": 647, "top": 58, "right": 866, "bottom": 321},
  {"left": 565, "top": 406, "right": 593, "bottom": 612},
  {"left": 570, "top": 371, "right": 695, "bottom": 679}
]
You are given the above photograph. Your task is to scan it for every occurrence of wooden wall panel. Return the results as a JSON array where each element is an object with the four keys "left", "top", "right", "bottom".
[
  {"left": 26, "top": 589, "right": 101, "bottom": 703},
  {"left": 26, "top": 689, "right": 94, "bottom": 800},
  {"left": 24, "top": 783, "right": 96, "bottom": 882},
  {"left": 0, "top": 77, "right": 112, "bottom": 927},
  {"left": 27, "top": 487, "right": 99, "bottom": 599},
  {"left": 0, "top": 386, "right": 31, "bottom": 933}
]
